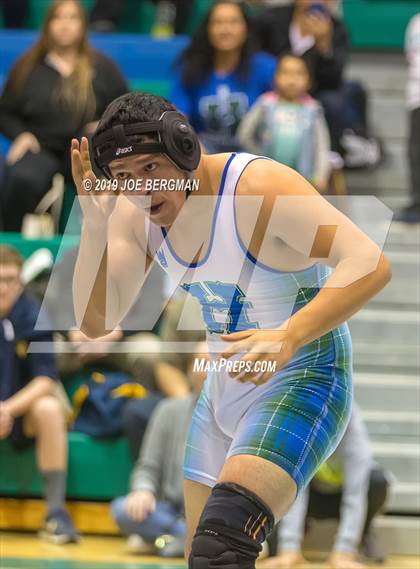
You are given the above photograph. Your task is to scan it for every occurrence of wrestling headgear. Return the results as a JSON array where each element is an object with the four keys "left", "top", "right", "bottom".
[{"left": 91, "top": 110, "right": 201, "bottom": 178}]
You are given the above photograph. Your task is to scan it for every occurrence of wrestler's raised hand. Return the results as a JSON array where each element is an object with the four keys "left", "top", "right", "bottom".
[{"left": 71, "top": 136, "right": 118, "bottom": 226}]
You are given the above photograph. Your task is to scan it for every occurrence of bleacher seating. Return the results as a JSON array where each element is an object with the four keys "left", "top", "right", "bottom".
[
  {"left": 344, "top": 50, "right": 420, "bottom": 555},
  {"left": 0, "top": 30, "right": 188, "bottom": 156},
  {"left": 0, "top": 234, "right": 133, "bottom": 503},
  {"left": 0, "top": 432, "right": 131, "bottom": 500},
  {"left": 0, "top": 0, "right": 215, "bottom": 34},
  {"left": 0, "top": 30, "right": 188, "bottom": 93},
  {"left": 0, "top": 30, "right": 187, "bottom": 509},
  {"left": 0, "top": 0, "right": 419, "bottom": 48}
]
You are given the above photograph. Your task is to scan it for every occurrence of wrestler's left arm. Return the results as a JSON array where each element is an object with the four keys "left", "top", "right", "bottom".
[{"left": 221, "top": 160, "right": 392, "bottom": 382}]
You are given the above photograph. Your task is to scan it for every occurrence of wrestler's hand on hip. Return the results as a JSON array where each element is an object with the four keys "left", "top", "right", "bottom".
[
  {"left": 71, "top": 136, "right": 118, "bottom": 226},
  {"left": 220, "top": 328, "right": 299, "bottom": 385}
]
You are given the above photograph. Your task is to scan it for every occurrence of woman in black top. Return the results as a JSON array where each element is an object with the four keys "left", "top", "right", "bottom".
[{"left": 0, "top": 0, "right": 128, "bottom": 232}]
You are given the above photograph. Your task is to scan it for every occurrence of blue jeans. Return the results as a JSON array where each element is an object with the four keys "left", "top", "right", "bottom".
[
  {"left": 317, "top": 80, "right": 367, "bottom": 152},
  {"left": 111, "top": 496, "right": 186, "bottom": 542}
]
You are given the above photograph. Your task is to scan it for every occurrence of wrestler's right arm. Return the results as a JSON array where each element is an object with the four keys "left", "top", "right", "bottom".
[{"left": 71, "top": 137, "right": 151, "bottom": 338}]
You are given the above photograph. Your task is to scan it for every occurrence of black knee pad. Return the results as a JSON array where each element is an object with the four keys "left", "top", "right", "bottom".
[{"left": 189, "top": 482, "right": 274, "bottom": 569}]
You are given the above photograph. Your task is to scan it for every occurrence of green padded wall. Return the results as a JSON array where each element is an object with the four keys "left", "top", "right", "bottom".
[
  {"left": 185, "top": 0, "right": 214, "bottom": 34},
  {"left": 26, "top": 0, "right": 94, "bottom": 30},
  {"left": 0, "top": 435, "right": 131, "bottom": 500},
  {"left": 119, "top": 0, "right": 213, "bottom": 34},
  {"left": 8, "top": 0, "right": 218, "bottom": 35},
  {"left": 59, "top": 185, "right": 79, "bottom": 235},
  {"left": 119, "top": 0, "right": 155, "bottom": 34},
  {"left": 2, "top": 0, "right": 419, "bottom": 49},
  {"left": 129, "top": 79, "right": 170, "bottom": 98},
  {"left": 343, "top": 0, "right": 419, "bottom": 49},
  {"left": 67, "top": 434, "right": 131, "bottom": 499},
  {"left": 0, "top": 371, "right": 133, "bottom": 501},
  {"left": 0, "top": 233, "right": 79, "bottom": 261}
]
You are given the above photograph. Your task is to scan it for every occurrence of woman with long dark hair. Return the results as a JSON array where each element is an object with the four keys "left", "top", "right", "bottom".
[
  {"left": 0, "top": 0, "right": 128, "bottom": 232},
  {"left": 171, "top": 1, "right": 276, "bottom": 153}
]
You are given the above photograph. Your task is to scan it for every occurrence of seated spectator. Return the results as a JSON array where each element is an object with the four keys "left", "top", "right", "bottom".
[
  {"left": 110, "top": 343, "right": 209, "bottom": 558},
  {"left": 89, "top": 0, "right": 194, "bottom": 35},
  {"left": 395, "top": 13, "right": 420, "bottom": 224},
  {"left": 238, "top": 52, "right": 330, "bottom": 192},
  {"left": 38, "top": 244, "right": 188, "bottom": 458},
  {"left": 263, "top": 404, "right": 390, "bottom": 569},
  {"left": 253, "top": 0, "right": 381, "bottom": 166},
  {"left": 44, "top": 245, "right": 202, "bottom": 458},
  {"left": 0, "top": 0, "right": 28, "bottom": 28},
  {"left": 171, "top": 0, "right": 276, "bottom": 153},
  {"left": 0, "top": 245, "right": 78, "bottom": 543},
  {"left": 0, "top": 0, "right": 128, "bottom": 232}
]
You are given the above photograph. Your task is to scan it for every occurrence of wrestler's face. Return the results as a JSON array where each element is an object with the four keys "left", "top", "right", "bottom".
[
  {"left": 108, "top": 153, "right": 189, "bottom": 228},
  {"left": 48, "top": 0, "right": 84, "bottom": 49},
  {"left": 0, "top": 264, "right": 23, "bottom": 318}
]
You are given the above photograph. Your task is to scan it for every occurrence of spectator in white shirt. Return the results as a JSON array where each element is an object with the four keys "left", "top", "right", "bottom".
[{"left": 395, "top": 13, "right": 420, "bottom": 224}]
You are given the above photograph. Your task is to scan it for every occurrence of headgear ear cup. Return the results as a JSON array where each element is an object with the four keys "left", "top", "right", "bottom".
[{"left": 161, "top": 112, "right": 201, "bottom": 171}]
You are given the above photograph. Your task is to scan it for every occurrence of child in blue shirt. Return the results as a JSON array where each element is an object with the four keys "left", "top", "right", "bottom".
[{"left": 238, "top": 52, "right": 330, "bottom": 192}]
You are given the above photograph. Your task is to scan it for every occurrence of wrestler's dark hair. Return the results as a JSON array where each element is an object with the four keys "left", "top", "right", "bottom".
[{"left": 95, "top": 92, "right": 178, "bottom": 140}]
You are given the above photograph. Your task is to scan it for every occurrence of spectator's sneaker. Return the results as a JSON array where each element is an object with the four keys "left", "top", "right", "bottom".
[
  {"left": 126, "top": 534, "right": 156, "bottom": 554},
  {"left": 341, "top": 129, "right": 383, "bottom": 169},
  {"left": 361, "top": 529, "right": 387, "bottom": 564},
  {"left": 155, "top": 534, "right": 185, "bottom": 558},
  {"left": 40, "top": 508, "right": 80, "bottom": 544},
  {"left": 394, "top": 205, "right": 420, "bottom": 224}
]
